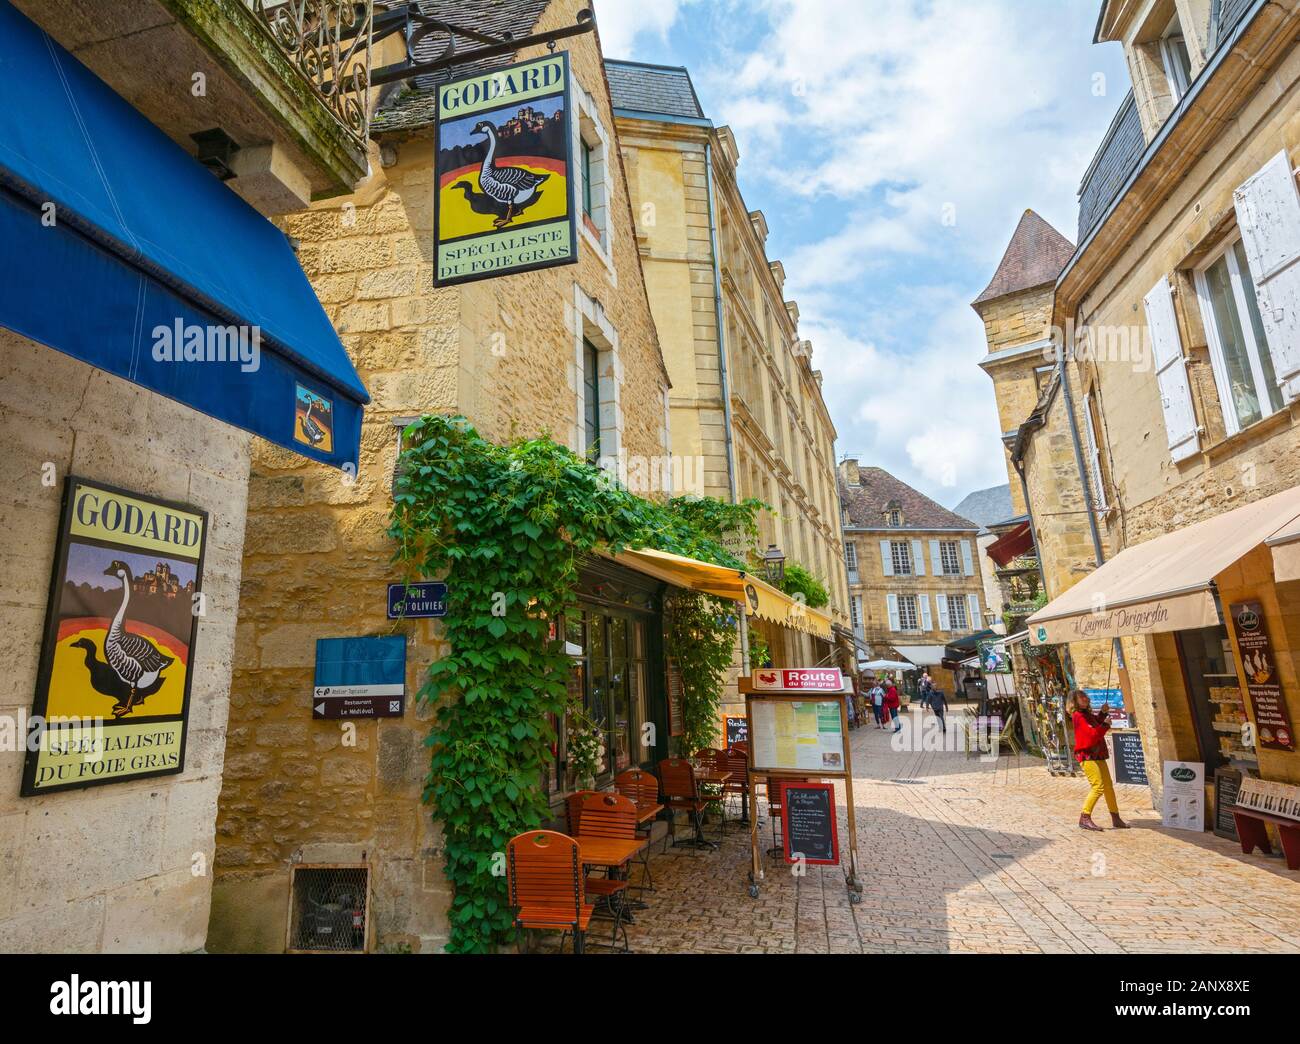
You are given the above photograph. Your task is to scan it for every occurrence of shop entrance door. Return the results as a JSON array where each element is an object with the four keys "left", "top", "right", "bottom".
[{"left": 1175, "top": 625, "right": 1234, "bottom": 773}]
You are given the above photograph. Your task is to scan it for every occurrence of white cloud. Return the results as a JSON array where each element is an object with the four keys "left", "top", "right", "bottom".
[{"left": 593, "top": 0, "right": 687, "bottom": 58}]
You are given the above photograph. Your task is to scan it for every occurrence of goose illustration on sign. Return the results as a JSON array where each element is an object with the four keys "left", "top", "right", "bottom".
[
  {"left": 294, "top": 384, "right": 334, "bottom": 453},
  {"left": 22, "top": 478, "right": 206, "bottom": 795}
]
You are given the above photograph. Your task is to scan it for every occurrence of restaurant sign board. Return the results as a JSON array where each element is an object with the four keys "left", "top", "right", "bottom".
[
  {"left": 781, "top": 782, "right": 839, "bottom": 865},
  {"left": 22, "top": 478, "right": 207, "bottom": 796},
  {"left": 750, "top": 668, "right": 844, "bottom": 692},
  {"left": 433, "top": 52, "right": 576, "bottom": 286},
  {"left": 1228, "top": 600, "right": 1296, "bottom": 751},
  {"left": 1029, "top": 591, "right": 1219, "bottom": 645}
]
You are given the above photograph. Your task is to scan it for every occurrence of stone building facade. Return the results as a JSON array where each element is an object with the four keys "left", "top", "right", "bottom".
[
  {"left": 208, "top": 0, "right": 673, "bottom": 953},
  {"left": 0, "top": 0, "right": 369, "bottom": 951},
  {"left": 984, "top": 0, "right": 1300, "bottom": 807},
  {"left": 838, "top": 460, "right": 985, "bottom": 676},
  {"left": 606, "top": 60, "right": 850, "bottom": 667}
]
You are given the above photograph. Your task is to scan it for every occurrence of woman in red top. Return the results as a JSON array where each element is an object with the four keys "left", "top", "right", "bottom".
[
  {"left": 1070, "top": 690, "right": 1129, "bottom": 831},
  {"left": 884, "top": 681, "right": 902, "bottom": 733}
]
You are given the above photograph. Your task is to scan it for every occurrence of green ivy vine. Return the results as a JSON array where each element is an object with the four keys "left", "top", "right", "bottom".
[
  {"left": 388, "top": 415, "right": 763, "bottom": 952},
  {"left": 777, "top": 561, "right": 830, "bottom": 609}
]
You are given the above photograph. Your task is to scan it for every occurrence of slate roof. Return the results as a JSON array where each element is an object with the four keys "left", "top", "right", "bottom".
[
  {"left": 604, "top": 60, "right": 706, "bottom": 120},
  {"left": 972, "top": 210, "right": 1075, "bottom": 307},
  {"left": 840, "top": 467, "right": 979, "bottom": 532},
  {"left": 951, "top": 484, "right": 1014, "bottom": 535},
  {"left": 371, "top": 0, "right": 551, "bottom": 134}
]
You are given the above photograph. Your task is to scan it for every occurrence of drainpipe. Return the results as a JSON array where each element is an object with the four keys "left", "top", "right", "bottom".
[
  {"left": 1057, "top": 331, "right": 1127, "bottom": 675},
  {"left": 705, "top": 137, "right": 749, "bottom": 669}
]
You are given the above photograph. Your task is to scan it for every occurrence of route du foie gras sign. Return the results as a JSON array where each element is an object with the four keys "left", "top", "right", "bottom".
[
  {"left": 434, "top": 52, "right": 576, "bottom": 285},
  {"left": 23, "top": 478, "right": 206, "bottom": 795}
]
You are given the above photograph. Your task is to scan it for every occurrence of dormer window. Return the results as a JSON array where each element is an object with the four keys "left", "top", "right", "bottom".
[
  {"left": 1160, "top": 16, "right": 1193, "bottom": 101},
  {"left": 884, "top": 502, "right": 903, "bottom": 527}
]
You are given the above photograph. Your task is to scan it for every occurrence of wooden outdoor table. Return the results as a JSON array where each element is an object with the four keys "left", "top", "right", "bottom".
[
  {"left": 576, "top": 836, "right": 647, "bottom": 870},
  {"left": 634, "top": 802, "right": 664, "bottom": 825},
  {"left": 695, "top": 770, "right": 732, "bottom": 785}
]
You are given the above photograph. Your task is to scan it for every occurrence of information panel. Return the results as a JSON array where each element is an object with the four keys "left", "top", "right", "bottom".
[{"left": 750, "top": 698, "right": 845, "bottom": 772}]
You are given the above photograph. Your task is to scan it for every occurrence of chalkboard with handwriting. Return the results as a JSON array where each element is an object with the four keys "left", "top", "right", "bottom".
[
  {"left": 781, "top": 782, "right": 839, "bottom": 866},
  {"left": 1110, "top": 730, "right": 1148, "bottom": 786}
]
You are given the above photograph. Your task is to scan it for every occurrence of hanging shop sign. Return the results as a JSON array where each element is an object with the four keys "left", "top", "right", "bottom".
[
  {"left": 978, "top": 638, "right": 1012, "bottom": 674},
  {"left": 781, "top": 782, "right": 839, "bottom": 866},
  {"left": 1228, "top": 600, "right": 1296, "bottom": 751},
  {"left": 433, "top": 52, "right": 576, "bottom": 286},
  {"left": 386, "top": 581, "right": 448, "bottom": 619},
  {"left": 22, "top": 478, "right": 207, "bottom": 795},
  {"left": 751, "top": 667, "right": 844, "bottom": 692},
  {"left": 313, "top": 635, "right": 406, "bottom": 719}
]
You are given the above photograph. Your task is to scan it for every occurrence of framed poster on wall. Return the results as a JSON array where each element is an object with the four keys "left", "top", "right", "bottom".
[{"left": 22, "top": 477, "right": 207, "bottom": 795}]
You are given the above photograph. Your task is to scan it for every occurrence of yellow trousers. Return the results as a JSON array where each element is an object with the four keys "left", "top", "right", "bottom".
[{"left": 1081, "top": 759, "right": 1118, "bottom": 815}]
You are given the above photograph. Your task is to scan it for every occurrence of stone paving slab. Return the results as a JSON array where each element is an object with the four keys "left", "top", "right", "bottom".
[{"left": 538, "top": 707, "right": 1300, "bottom": 953}]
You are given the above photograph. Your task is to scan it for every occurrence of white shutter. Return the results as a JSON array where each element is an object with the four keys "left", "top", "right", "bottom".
[
  {"left": 1233, "top": 150, "right": 1300, "bottom": 401},
  {"left": 887, "top": 593, "right": 900, "bottom": 631},
  {"left": 919, "top": 594, "right": 932, "bottom": 632},
  {"left": 1082, "top": 392, "right": 1106, "bottom": 510},
  {"left": 880, "top": 539, "right": 893, "bottom": 577},
  {"left": 935, "top": 593, "right": 949, "bottom": 633},
  {"left": 968, "top": 593, "right": 981, "bottom": 630},
  {"left": 1144, "top": 275, "right": 1200, "bottom": 461},
  {"left": 911, "top": 539, "right": 925, "bottom": 576},
  {"left": 929, "top": 539, "right": 941, "bottom": 574},
  {"left": 960, "top": 539, "right": 974, "bottom": 576}
]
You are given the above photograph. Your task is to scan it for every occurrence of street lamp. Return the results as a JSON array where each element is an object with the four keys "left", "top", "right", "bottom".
[{"left": 762, "top": 543, "right": 786, "bottom": 584}]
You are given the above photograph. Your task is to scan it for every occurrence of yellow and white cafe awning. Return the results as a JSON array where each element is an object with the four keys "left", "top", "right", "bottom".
[
  {"left": 613, "top": 547, "right": 835, "bottom": 641},
  {"left": 1027, "top": 485, "right": 1300, "bottom": 645}
]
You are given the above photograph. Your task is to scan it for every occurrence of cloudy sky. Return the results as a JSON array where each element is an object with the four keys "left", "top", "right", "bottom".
[{"left": 594, "top": 0, "right": 1128, "bottom": 508}]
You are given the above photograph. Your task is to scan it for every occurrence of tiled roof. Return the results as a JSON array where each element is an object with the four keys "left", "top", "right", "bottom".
[
  {"left": 840, "top": 467, "right": 979, "bottom": 532},
  {"left": 604, "top": 60, "right": 706, "bottom": 120},
  {"left": 371, "top": 0, "right": 551, "bottom": 134},
  {"left": 1075, "top": 92, "right": 1143, "bottom": 242},
  {"left": 971, "top": 210, "right": 1075, "bottom": 307},
  {"left": 950, "top": 484, "right": 1014, "bottom": 534}
]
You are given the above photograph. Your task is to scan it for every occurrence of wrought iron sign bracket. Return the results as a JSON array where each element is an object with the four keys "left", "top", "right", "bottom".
[{"left": 368, "top": 5, "right": 594, "bottom": 86}]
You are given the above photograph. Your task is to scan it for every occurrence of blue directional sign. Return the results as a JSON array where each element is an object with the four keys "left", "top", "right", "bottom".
[
  {"left": 313, "top": 635, "right": 406, "bottom": 719},
  {"left": 387, "top": 581, "right": 448, "bottom": 619}
]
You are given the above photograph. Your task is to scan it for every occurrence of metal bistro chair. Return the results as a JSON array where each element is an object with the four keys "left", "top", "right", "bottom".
[
  {"left": 507, "top": 830, "right": 593, "bottom": 954},
  {"left": 692, "top": 747, "right": 730, "bottom": 833},
  {"left": 658, "top": 757, "right": 721, "bottom": 851},
  {"left": 720, "top": 745, "right": 750, "bottom": 826},
  {"left": 576, "top": 792, "right": 640, "bottom": 952},
  {"left": 614, "top": 768, "right": 663, "bottom": 893}
]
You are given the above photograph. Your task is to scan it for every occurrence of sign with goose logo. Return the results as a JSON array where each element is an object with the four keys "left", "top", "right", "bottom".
[
  {"left": 433, "top": 51, "right": 577, "bottom": 286},
  {"left": 22, "top": 477, "right": 207, "bottom": 795}
]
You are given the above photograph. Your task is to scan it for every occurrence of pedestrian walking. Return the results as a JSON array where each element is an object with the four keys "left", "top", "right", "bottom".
[
  {"left": 920, "top": 670, "right": 934, "bottom": 709},
  {"left": 867, "top": 680, "right": 884, "bottom": 727},
  {"left": 1070, "top": 690, "right": 1129, "bottom": 831},
  {"left": 884, "top": 680, "right": 902, "bottom": 733},
  {"left": 930, "top": 685, "right": 947, "bottom": 732}
]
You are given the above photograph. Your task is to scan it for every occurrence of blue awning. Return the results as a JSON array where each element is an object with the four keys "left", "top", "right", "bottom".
[{"left": 0, "top": 1, "right": 368, "bottom": 469}]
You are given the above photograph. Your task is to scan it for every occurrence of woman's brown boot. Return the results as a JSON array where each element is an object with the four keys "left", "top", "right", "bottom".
[
  {"left": 1078, "top": 813, "right": 1103, "bottom": 831},
  {"left": 1109, "top": 812, "right": 1130, "bottom": 829}
]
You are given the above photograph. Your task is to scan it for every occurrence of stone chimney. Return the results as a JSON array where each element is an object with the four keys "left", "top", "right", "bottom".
[{"left": 839, "top": 457, "right": 860, "bottom": 487}]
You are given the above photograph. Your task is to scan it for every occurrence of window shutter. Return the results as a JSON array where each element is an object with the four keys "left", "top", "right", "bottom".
[
  {"left": 1233, "top": 150, "right": 1300, "bottom": 402},
  {"left": 912, "top": 539, "right": 925, "bottom": 576},
  {"left": 968, "top": 593, "right": 981, "bottom": 629},
  {"left": 960, "top": 539, "right": 974, "bottom": 576},
  {"left": 887, "top": 593, "right": 900, "bottom": 632},
  {"left": 935, "top": 593, "right": 949, "bottom": 632},
  {"left": 929, "top": 539, "right": 941, "bottom": 574},
  {"left": 1082, "top": 392, "right": 1106, "bottom": 510},
  {"left": 1143, "top": 275, "right": 1200, "bottom": 461},
  {"left": 880, "top": 539, "right": 893, "bottom": 577},
  {"left": 919, "top": 594, "right": 932, "bottom": 632}
]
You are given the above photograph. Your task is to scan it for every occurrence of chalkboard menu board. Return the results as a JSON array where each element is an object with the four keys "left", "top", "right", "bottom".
[
  {"left": 1110, "top": 730, "right": 1148, "bottom": 786},
  {"left": 1214, "top": 768, "right": 1242, "bottom": 841},
  {"left": 724, "top": 715, "right": 748, "bottom": 748},
  {"left": 781, "top": 782, "right": 839, "bottom": 866},
  {"left": 667, "top": 661, "right": 684, "bottom": 738}
]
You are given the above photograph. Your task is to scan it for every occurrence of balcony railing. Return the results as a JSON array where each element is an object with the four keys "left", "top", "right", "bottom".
[{"left": 245, "top": 0, "right": 374, "bottom": 148}]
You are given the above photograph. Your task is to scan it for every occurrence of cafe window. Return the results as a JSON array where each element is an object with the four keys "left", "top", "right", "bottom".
[
  {"left": 555, "top": 606, "right": 649, "bottom": 793},
  {"left": 1194, "top": 236, "right": 1284, "bottom": 437}
]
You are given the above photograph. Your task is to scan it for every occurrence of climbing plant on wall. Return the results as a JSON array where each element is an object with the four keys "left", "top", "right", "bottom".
[
  {"left": 777, "top": 562, "right": 830, "bottom": 609},
  {"left": 388, "top": 415, "right": 763, "bottom": 952}
]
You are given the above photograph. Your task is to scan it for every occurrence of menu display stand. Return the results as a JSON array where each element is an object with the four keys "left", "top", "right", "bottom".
[{"left": 740, "top": 673, "right": 863, "bottom": 904}]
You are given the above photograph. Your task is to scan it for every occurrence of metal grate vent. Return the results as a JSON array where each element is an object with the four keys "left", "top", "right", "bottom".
[{"left": 287, "top": 864, "right": 370, "bottom": 953}]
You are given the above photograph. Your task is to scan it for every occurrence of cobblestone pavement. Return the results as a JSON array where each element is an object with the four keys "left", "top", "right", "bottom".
[{"left": 566, "top": 706, "right": 1300, "bottom": 954}]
